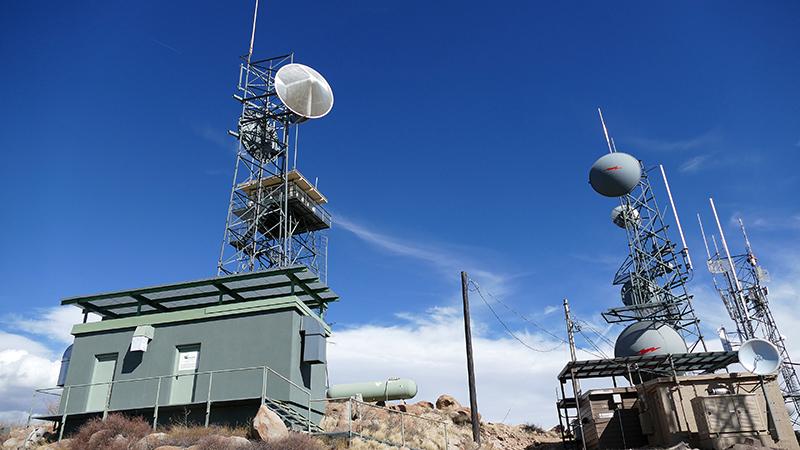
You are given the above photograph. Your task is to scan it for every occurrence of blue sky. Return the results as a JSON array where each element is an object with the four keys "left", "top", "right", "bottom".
[{"left": 1, "top": 1, "right": 799, "bottom": 426}]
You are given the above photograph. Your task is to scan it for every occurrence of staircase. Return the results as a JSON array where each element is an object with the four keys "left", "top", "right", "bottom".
[{"left": 264, "top": 398, "right": 324, "bottom": 433}]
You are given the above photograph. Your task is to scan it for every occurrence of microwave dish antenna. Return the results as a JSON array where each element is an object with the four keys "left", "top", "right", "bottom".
[
  {"left": 739, "top": 338, "right": 782, "bottom": 376},
  {"left": 611, "top": 205, "right": 640, "bottom": 229},
  {"left": 589, "top": 152, "right": 641, "bottom": 197},
  {"left": 275, "top": 63, "right": 334, "bottom": 123}
]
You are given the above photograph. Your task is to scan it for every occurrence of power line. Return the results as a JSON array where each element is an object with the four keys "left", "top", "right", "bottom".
[{"left": 468, "top": 278, "right": 612, "bottom": 358}]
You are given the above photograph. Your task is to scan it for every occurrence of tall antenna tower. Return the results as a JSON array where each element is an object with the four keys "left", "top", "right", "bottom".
[
  {"left": 700, "top": 199, "right": 800, "bottom": 425},
  {"left": 589, "top": 111, "right": 705, "bottom": 352},
  {"left": 217, "top": 9, "right": 334, "bottom": 279}
]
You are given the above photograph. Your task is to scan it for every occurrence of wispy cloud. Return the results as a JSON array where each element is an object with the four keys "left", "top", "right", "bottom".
[
  {"left": 680, "top": 154, "right": 712, "bottom": 173},
  {"left": 628, "top": 131, "right": 719, "bottom": 153},
  {"left": 335, "top": 215, "right": 513, "bottom": 297},
  {"left": 2, "top": 306, "right": 99, "bottom": 346},
  {"left": 139, "top": 32, "right": 182, "bottom": 54},
  {"left": 193, "top": 123, "right": 238, "bottom": 154},
  {"left": 724, "top": 209, "right": 800, "bottom": 232}
]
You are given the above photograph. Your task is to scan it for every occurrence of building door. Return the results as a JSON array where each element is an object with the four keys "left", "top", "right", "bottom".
[
  {"left": 86, "top": 353, "right": 117, "bottom": 411},
  {"left": 170, "top": 345, "right": 200, "bottom": 404}
]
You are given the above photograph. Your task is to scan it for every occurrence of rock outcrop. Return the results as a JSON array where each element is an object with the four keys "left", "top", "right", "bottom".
[{"left": 248, "top": 404, "right": 289, "bottom": 441}]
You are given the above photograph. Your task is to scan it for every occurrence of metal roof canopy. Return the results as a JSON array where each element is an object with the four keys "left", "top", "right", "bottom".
[
  {"left": 557, "top": 351, "right": 739, "bottom": 382},
  {"left": 61, "top": 265, "right": 338, "bottom": 319}
]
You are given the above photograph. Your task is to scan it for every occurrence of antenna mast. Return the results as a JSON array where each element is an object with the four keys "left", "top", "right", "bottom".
[
  {"left": 701, "top": 202, "right": 800, "bottom": 425},
  {"left": 589, "top": 114, "right": 705, "bottom": 351},
  {"left": 217, "top": 7, "right": 334, "bottom": 282}
]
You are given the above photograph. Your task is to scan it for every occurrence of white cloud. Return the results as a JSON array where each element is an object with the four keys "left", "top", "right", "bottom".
[
  {"left": 327, "top": 307, "right": 580, "bottom": 427},
  {"left": 0, "top": 306, "right": 95, "bottom": 422},
  {"left": 0, "top": 330, "right": 61, "bottom": 422},
  {"left": 3, "top": 306, "right": 95, "bottom": 346}
]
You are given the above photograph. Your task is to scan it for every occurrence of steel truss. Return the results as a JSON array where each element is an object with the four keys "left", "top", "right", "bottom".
[
  {"left": 602, "top": 165, "right": 706, "bottom": 352},
  {"left": 217, "top": 54, "right": 329, "bottom": 281},
  {"left": 702, "top": 213, "right": 800, "bottom": 425}
]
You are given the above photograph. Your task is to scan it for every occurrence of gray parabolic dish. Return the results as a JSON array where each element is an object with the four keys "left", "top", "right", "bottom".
[
  {"left": 589, "top": 152, "right": 641, "bottom": 197},
  {"left": 611, "top": 205, "right": 640, "bottom": 229},
  {"left": 274, "top": 63, "right": 334, "bottom": 120},
  {"left": 738, "top": 339, "right": 781, "bottom": 375},
  {"left": 614, "top": 320, "right": 687, "bottom": 358}
]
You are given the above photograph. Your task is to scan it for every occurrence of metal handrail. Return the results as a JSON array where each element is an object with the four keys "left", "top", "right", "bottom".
[{"left": 29, "top": 365, "right": 314, "bottom": 443}]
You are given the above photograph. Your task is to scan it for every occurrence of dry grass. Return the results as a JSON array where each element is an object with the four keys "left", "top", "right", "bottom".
[
  {"left": 42, "top": 400, "right": 553, "bottom": 450},
  {"left": 336, "top": 404, "right": 452, "bottom": 450},
  {"left": 252, "top": 433, "right": 329, "bottom": 450},
  {"left": 62, "top": 413, "right": 329, "bottom": 450},
  {"left": 69, "top": 413, "right": 153, "bottom": 450}
]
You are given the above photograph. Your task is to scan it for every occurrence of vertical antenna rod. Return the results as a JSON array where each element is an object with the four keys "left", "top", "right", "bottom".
[
  {"left": 660, "top": 165, "right": 693, "bottom": 270},
  {"left": 247, "top": 0, "right": 259, "bottom": 64},
  {"left": 710, "top": 198, "right": 752, "bottom": 328},
  {"left": 598, "top": 108, "right": 613, "bottom": 153}
]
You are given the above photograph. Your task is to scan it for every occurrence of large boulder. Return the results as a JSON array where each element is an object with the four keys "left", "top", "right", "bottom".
[
  {"left": 394, "top": 404, "right": 424, "bottom": 415},
  {"left": 435, "top": 395, "right": 461, "bottom": 412},
  {"left": 449, "top": 406, "right": 481, "bottom": 424},
  {"left": 249, "top": 405, "right": 289, "bottom": 441},
  {"left": 414, "top": 401, "right": 434, "bottom": 410},
  {"left": 21, "top": 426, "right": 49, "bottom": 449},
  {"left": 2, "top": 438, "right": 21, "bottom": 450},
  {"left": 133, "top": 432, "right": 170, "bottom": 450}
]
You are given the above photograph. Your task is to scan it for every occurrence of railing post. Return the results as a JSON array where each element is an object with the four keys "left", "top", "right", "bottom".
[
  {"left": 26, "top": 390, "right": 38, "bottom": 429},
  {"left": 153, "top": 376, "right": 162, "bottom": 430},
  {"left": 307, "top": 393, "right": 312, "bottom": 434},
  {"left": 58, "top": 387, "right": 71, "bottom": 444},
  {"left": 205, "top": 372, "right": 213, "bottom": 428},
  {"left": 444, "top": 421, "right": 448, "bottom": 450},
  {"left": 348, "top": 398, "right": 352, "bottom": 446},
  {"left": 400, "top": 411, "right": 405, "bottom": 446},
  {"left": 261, "top": 366, "right": 267, "bottom": 405}
]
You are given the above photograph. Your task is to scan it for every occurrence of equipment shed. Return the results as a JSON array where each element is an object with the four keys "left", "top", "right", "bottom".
[{"left": 39, "top": 266, "right": 337, "bottom": 434}]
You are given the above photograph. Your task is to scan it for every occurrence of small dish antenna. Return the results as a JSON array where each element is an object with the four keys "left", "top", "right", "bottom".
[
  {"left": 739, "top": 338, "right": 781, "bottom": 375},
  {"left": 611, "top": 205, "right": 640, "bottom": 229},
  {"left": 274, "top": 63, "right": 334, "bottom": 123}
]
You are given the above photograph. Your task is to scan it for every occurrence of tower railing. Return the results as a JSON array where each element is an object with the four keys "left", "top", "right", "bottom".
[{"left": 29, "top": 365, "right": 316, "bottom": 443}]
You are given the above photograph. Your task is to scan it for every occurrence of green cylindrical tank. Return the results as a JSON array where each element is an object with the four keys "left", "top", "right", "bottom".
[{"left": 327, "top": 378, "right": 418, "bottom": 402}]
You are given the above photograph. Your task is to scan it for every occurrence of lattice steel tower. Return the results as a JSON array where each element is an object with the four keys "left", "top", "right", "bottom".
[
  {"left": 700, "top": 199, "right": 800, "bottom": 425},
  {"left": 217, "top": 53, "right": 334, "bottom": 281},
  {"left": 589, "top": 112, "right": 705, "bottom": 352},
  {"left": 603, "top": 165, "right": 706, "bottom": 351}
]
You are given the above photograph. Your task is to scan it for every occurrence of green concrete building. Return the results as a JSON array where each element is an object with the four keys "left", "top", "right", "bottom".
[{"left": 48, "top": 265, "right": 337, "bottom": 432}]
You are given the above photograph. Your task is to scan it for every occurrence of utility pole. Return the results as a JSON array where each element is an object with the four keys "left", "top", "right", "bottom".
[
  {"left": 461, "top": 271, "right": 480, "bottom": 444},
  {"left": 564, "top": 299, "right": 587, "bottom": 450}
]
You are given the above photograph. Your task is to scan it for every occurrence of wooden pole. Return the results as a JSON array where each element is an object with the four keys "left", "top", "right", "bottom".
[
  {"left": 461, "top": 271, "right": 480, "bottom": 444},
  {"left": 564, "top": 299, "right": 587, "bottom": 450}
]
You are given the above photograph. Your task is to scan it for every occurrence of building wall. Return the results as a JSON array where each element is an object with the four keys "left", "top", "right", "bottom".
[
  {"left": 58, "top": 296, "right": 327, "bottom": 424},
  {"left": 578, "top": 387, "right": 649, "bottom": 450},
  {"left": 636, "top": 372, "right": 798, "bottom": 450}
]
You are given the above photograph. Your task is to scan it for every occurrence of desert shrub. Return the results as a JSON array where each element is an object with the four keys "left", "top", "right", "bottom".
[
  {"left": 251, "top": 432, "right": 327, "bottom": 450},
  {"left": 190, "top": 434, "right": 244, "bottom": 450},
  {"left": 163, "top": 425, "right": 231, "bottom": 447},
  {"left": 69, "top": 413, "right": 152, "bottom": 450},
  {"left": 521, "top": 422, "right": 546, "bottom": 434},
  {"left": 162, "top": 423, "right": 247, "bottom": 448}
]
